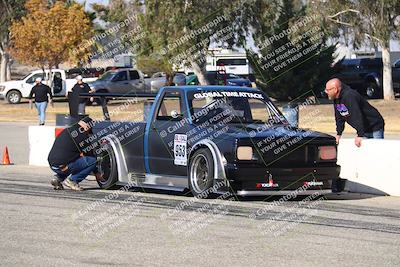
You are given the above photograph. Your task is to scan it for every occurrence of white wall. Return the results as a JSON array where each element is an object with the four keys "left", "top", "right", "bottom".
[
  {"left": 29, "top": 126, "right": 56, "bottom": 166},
  {"left": 337, "top": 138, "right": 400, "bottom": 196}
]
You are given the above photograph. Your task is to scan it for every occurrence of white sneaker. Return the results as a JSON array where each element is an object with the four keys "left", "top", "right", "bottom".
[{"left": 63, "top": 178, "right": 84, "bottom": 191}]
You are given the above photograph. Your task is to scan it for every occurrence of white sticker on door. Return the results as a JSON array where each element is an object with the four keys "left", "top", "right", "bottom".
[{"left": 174, "top": 134, "right": 187, "bottom": 166}]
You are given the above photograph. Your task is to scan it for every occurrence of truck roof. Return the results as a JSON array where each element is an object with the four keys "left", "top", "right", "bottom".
[
  {"left": 164, "top": 85, "right": 259, "bottom": 93},
  {"left": 81, "top": 86, "right": 262, "bottom": 100}
]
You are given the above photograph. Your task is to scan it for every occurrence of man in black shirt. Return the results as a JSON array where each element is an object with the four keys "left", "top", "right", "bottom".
[
  {"left": 325, "top": 78, "right": 385, "bottom": 147},
  {"left": 28, "top": 77, "right": 53, "bottom": 125},
  {"left": 68, "top": 75, "right": 93, "bottom": 118},
  {"left": 48, "top": 117, "right": 103, "bottom": 191}
]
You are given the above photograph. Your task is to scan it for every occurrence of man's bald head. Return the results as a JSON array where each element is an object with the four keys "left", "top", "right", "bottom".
[
  {"left": 325, "top": 78, "right": 342, "bottom": 100},
  {"left": 326, "top": 78, "right": 341, "bottom": 89}
]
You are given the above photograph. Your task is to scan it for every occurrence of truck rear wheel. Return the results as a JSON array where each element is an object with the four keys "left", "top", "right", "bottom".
[
  {"left": 6, "top": 90, "right": 22, "bottom": 104},
  {"left": 366, "top": 81, "right": 382, "bottom": 99},
  {"left": 189, "top": 148, "right": 214, "bottom": 198},
  {"left": 97, "top": 144, "right": 119, "bottom": 189}
]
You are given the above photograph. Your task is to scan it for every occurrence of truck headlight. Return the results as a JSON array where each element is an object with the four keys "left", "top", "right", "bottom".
[
  {"left": 318, "top": 146, "right": 336, "bottom": 160},
  {"left": 0, "top": 85, "right": 5, "bottom": 92},
  {"left": 237, "top": 146, "right": 254, "bottom": 160}
]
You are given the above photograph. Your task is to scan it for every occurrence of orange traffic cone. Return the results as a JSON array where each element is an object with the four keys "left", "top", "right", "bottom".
[{"left": 1, "top": 146, "right": 12, "bottom": 165}]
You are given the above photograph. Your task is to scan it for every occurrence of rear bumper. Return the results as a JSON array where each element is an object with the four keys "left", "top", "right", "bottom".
[{"left": 0, "top": 93, "right": 5, "bottom": 100}]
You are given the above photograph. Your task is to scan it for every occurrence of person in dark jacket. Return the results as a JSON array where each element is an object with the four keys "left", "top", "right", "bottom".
[
  {"left": 48, "top": 117, "right": 103, "bottom": 191},
  {"left": 325, "top": 78, "right": 385, "bottom": 147},
  {"left": 28, "top": 77, "right": 53, "bottom": 125},
  {"left": 68, "top": 75, "right": 94, "bottom": 118}
]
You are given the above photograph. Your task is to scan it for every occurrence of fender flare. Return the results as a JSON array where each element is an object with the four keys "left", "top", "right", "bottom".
[
  {"left": 99, "top": 134, "right": 129, "bottom": 183},
  {"left": 188, "top": 139, "right": 228, "bottom": 186},
  {"left": 5, "top": 89, "right": 22, "bottom": 103},
  {"left": 364, "top": 73, "right": 381, "bottom": 88},
  {"left": 6, "top": 89, "right": 22, "bottom": 96}
]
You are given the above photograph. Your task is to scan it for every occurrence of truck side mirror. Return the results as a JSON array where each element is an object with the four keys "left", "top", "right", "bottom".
[{"left": 170, "top": 110, "right": 183, "bottom": 120}]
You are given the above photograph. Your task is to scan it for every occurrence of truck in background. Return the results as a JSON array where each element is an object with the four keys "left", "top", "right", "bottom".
[
  {"left": 0, "top": 68, "right": 99, "bottom": 104},
  {"left": 88, "top": 68, "right": 147, "bottom": 94},
  {"left": 332, "top": 57, "right": 400, "bottom": 99}
]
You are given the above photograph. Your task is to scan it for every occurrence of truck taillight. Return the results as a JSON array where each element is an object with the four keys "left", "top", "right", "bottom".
[{"left": 318, "top": 146, "right": 336, "bottom": 160}]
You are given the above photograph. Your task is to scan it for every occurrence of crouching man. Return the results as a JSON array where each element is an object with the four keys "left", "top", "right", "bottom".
[{"left": 48, "top": 117, "right": 103, "bottom": 191}]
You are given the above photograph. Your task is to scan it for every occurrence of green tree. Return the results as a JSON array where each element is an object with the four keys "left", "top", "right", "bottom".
[
  {"left": 137, "top": 0, "right": 250, "bottom": 85},
  {"left": 0, "top": 0, "right": 26, "bottom": 82},
  {"left": 311, "top": 0, "right": 400, "bottom": 100},
  {"left": 249, "top": 0, "right": 336, "bottom": 100}
]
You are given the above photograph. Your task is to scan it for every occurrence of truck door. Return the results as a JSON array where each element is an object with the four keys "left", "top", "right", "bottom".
[
  {"left": 147, "top": 90, "right": 189, "bottom": 176},
  {"left": 52, "top": 71, "right": 64, "bottom": 95},
  {"left": 129, "top": 70, "right": 145, "bottom": 93},
  {"left": 111, "top": 70, "right": 134, "bottom": 93}
]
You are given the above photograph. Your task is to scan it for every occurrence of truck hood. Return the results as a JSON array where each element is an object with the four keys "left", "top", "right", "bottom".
[
  {"left": 217, "top": 123, "right": 335, "bottom": 142},
  {"left": 0, "top": 80, "right": 23, "bottom": 88},
  {"left": 88, "top": 80, "right": 111, "bottom": 88}
]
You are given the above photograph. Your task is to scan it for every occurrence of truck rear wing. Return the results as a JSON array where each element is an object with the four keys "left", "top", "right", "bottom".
[{"left": 80, "top": 93, "right": 159, "bottom": 121}]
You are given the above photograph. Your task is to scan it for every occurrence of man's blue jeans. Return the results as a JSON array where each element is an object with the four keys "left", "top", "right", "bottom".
[
  {"left": 50, "top": 156, "right": 98, "bottom": 184},
  {"left": 364, "top": 128, "right": 384, "bottom": 139},
  {"left": 35, "top": 101, "right": 48, "bottom": 124}
]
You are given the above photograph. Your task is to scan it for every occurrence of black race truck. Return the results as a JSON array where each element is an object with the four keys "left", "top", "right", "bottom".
[{"left": 83, "top": 86, "right": 341, "bottom": 197}]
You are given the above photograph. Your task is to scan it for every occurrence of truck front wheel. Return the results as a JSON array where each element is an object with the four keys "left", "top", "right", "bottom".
[
  {"left": 97, "top": 144, "right": 119, "bottom": 189},
  {"left": 6, "top": 90, "right": 22, "bottom": 104},
  {"left": 189, "top": 148, "right": 214, "bottom": 198}
]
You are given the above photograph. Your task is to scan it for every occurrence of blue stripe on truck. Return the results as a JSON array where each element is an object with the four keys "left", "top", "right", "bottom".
[{"left": 144, "top": 89, "right": 163, "bottom": 174}]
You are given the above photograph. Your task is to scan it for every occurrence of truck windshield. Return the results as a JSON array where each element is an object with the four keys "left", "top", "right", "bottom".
[
  {"left": 98, "top": 71, "right": 115, "bottom": 81},
  {"left": 188, "top": 90, "right": 287, "bottom": 125}
]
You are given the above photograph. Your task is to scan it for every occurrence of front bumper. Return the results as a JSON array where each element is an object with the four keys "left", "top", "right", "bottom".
[
  {"left": 0, "top": 93, "right": 5, "bottom": 100},
  {"left": 226, "top": 164, "right": 341, "bottom": 193},
  {"left": 236, "top": 189, "right": 332, "bottom": 196}
]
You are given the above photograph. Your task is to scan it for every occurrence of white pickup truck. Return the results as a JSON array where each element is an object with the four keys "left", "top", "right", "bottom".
[{"left": 0, "top": 69, "right": 98, "bottom": 104}]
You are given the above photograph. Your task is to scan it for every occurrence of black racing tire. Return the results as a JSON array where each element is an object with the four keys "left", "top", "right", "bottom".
[
  {"left": 6, "top": 90, "right": 22, "bottom": 104},
  {"left": 366, "top": 81, "right": 382, "bottom": 99},
  {"left": 96, "top": 144, "right": 119, "bottom": 189},
  {"left": 189, "top": 148, "right": 215, "bottom": 198}
]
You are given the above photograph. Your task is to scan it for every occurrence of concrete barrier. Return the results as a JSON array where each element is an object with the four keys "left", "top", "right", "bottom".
[
  {"left": 29, "top": 126, "right": 65, "bottom": 167},
  {"left": 337, "top": 138, "right": 400, "bottom": 196}
]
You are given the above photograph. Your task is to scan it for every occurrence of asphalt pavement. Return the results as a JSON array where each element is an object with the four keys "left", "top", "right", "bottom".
[
  {"left": 0, "top": 122, "right": 400, "bottom": 266},
  {"left": 0, "top": 165, "right": 399, "bottom": 266}
]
